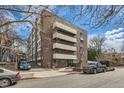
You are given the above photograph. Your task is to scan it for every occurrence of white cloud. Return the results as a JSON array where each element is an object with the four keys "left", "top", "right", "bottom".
[
  {"left": 106, "top": 31, "right": 124, "bottom": 40},
  {"left": 88, "top": 28, "right": 124, "bottom": 53},
  {"left": 105, "top": 28, "right": 123, "bottom": 35},
  {"left": 104, "top": 28, "right": 124, "bottom": 52}
]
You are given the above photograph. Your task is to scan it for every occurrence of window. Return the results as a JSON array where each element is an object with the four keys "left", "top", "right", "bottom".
[
  {"left": 37, "top": 31, "right": 41, "bottom": 39},
  {"left": 80, "top": 47, "right": 83, "bottom": 53},
  {"left": 0, "top": 69, "right": 4, "bottom": 73},
  {"left": 80, "top": 33, "right": 83, "bottom": 40},
  {"left": 97, "top": 62, "right": 102, "bottom": 66},
  {"left": 37, "top": 41, "right": 41, "bottom": 47}
]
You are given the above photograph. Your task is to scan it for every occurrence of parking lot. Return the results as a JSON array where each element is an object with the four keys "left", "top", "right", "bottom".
[{"left": 9, "top": 67, "right": 124, "bottom": 88}]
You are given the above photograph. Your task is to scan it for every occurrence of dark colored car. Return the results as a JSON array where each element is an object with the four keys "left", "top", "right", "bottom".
[
  {"left": 18, "top": 59, "right": 31, "bottom": 70},
  {"left": 83, "top": 61, "right": 107, "bottom": 74},
  {"left": 0, "top": 67, "right": 21, "bottom": 87},
  {"left": 99, "top": 60, "right": 115, "bottom": 71}
]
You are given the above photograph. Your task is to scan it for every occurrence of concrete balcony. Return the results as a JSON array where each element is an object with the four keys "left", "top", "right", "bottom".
[
  {"left": 53, "top": 21, "right": 77, "bottom": 35},
  {"left": 53, "top": 43, "right": 77, "bottom": 51},
  {"left": 53, "top": 32, "right": 77, "bottom": 43},
  {"left": 53, "top": 53, "right": 77, "bottom": 60},
  {"left": 37, "top": 57, "right": 41, "bottom": 60}
]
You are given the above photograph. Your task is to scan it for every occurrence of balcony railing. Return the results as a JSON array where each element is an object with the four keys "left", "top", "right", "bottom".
[
  {"left": 53, "top": 43, "right": 77, "bottom": 51},
  {"left": 53, "top": 53, "right": 77, "bottom": 60},
  {"left": 53, "top": 32, "right": 77, "bottom": 43},
  {"left": 53, "top": 21, "right": 77, "bottom": 35}
]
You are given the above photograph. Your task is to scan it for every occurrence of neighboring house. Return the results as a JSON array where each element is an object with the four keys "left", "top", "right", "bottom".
[
  {"left": 0, "top": 31, "right": 12, "bottom": 62},
  {"left": 0, "top": 31, "right": 15, "bottom": 70},
  {"left": 0, "top": 31, "right": 12, "bottom": 47},
  {"left": 28, "top": 9, "right": 87, "bottom": 68}
]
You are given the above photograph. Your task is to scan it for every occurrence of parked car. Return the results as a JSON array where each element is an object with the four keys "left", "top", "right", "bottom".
[
  {"left": 99, "top": 60, "right": 115, "bottom": 71},
  {"left": 0, "top": 67, "right": 21, "bottom": 87},
  {"left": 83, "top": 61, "right": 107, "bottom": 74},
  {"left": 18, "top": 59, "right": 31, "bottom": 70}
]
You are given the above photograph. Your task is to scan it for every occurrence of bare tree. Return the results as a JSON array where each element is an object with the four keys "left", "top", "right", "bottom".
[
  {"left": 0, "top": 5, "right": 123, "bottom": 66},
  {"left": 54, "top": 5, "right": 124, "bottom": 28},
  {"left": 0, "top": 5, "right": 124, "bottom": 29},
  {"left": 0, "top": 5, "right": 50, "bottom": 28},
  {"left": 89, "top": 34, "right": 106, "bottom": 60},
  {"left": 0, "top": 5, "right": 56, "bottom": 67},
  {"left": 90, "top": 35, "right": 106, "bottom": 54}
]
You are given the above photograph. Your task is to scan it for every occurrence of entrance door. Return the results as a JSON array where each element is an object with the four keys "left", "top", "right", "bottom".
[{"left": 67, "top": 60, "right": 73, "bottom": 67}]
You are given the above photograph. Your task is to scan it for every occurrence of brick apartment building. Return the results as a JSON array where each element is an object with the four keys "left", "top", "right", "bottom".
[{"left": 28, "top": 10, "right": 87, "bottom": 68}]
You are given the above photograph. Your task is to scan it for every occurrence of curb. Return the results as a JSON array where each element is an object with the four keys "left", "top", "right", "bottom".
[
  {"left": 67, "top": 72, "right": 81, "bottom": 75},
  {"left": 20, "top": 71, "right": 80, "bottom": 80},
  {"left": 21, "top": 73, "right": 34, "bottom": 80}
]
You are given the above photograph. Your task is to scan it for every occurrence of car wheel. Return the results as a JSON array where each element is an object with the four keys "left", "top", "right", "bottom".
[
  {"left": 0, "top": 78, "right": 11, "bottom": 88},
  {"left": 103, "top": 68, "right": 106, "bottom": 72},
  {"left": 93, "top": 69, "right": 97, "bottom": 74},
  {"left": 112, "top": 68, "right": 115, "bottom": 71}
]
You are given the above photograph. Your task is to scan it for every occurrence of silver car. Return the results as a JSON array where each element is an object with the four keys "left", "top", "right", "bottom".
[{"left": 0, "top": 67, "right": 21, "bottom": 87}]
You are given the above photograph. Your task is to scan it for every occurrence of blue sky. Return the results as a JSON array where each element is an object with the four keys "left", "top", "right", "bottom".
[
  {"left": 4, "top": 5, "right": 123, "bottom": 52},
  {"left": 52, "top": 6, "right": 124, "bottom": 35},
  {"left": 51, "top": 6, "right": 124, "bottom": 52}
]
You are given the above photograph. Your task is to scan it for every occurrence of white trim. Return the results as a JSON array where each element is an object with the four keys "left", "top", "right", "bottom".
[
  {"left": 53, "top": 53, "right": 77, "bottom": 60},
  {"left": 53, "top": 21, "right": 77, "bottom": 34},
  {"left": 53, "top": 32, "right": 77, "bottom": 43},
  {"left": 53, "top": 43, "right": 77, "bottom": 51}
]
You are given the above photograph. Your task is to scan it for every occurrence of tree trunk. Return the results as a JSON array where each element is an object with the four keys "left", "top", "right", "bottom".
[{"left": 34, "top": 18, "right": 38, "bottom": 66}]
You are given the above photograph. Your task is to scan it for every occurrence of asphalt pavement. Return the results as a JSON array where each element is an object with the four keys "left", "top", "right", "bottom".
[{"left": 10, "top": 67, "right": 124, "bottom": 88}]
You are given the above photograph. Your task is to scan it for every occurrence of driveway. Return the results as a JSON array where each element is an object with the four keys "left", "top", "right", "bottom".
[{"left": 10, "top": 67, "right": 124, "bottom": 88}]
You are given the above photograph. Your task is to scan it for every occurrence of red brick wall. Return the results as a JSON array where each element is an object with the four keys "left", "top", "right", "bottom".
[
  {"left": 28, "top": 10, "right": 87, "bottom": 68},
  {"left": 41, "top": 10, "right": 87, "bottom": 68}
]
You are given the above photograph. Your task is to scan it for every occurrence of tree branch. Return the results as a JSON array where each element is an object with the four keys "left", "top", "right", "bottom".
[
  {"left": 0, "top": 20, "right": 34, "bottom": 28},
  {"left": 0, "top": 7, "right": 40, "bottom": 15}
]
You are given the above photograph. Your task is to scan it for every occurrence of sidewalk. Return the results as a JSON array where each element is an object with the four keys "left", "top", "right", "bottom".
[{"left": 19, "top": 68, "right": 79, "bottom": 79}]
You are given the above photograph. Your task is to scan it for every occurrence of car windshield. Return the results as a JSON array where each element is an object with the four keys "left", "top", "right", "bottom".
[
  {"left": 88, "top": 63, "right": 96, "bottom": 66},
  {"left": 20, "top": 59, "right": 27, "bottom": 61},
  {"left": 20, "top": 61, "right": 28, "bottom": 65}
]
